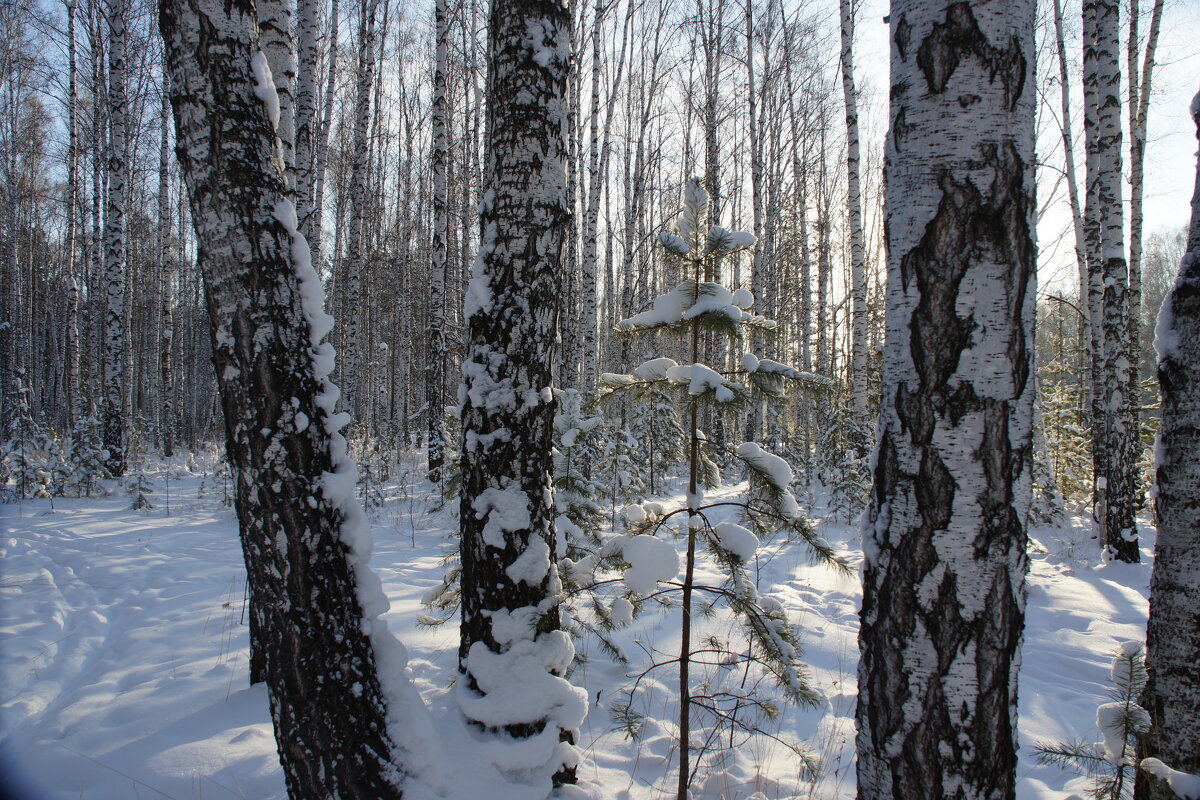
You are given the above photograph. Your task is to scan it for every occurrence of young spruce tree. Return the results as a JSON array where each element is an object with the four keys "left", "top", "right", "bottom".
[{"left": 598, "top": 178, "right": 846, "bottom": 799}]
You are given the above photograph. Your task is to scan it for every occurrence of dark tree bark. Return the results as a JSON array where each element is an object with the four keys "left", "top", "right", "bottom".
[
  {"left": 102, "top": 0, "right": 128, "bottom": 476},
  {"left": 426, "top": 0, "right": 448, "bottom": 482},
  {"left": 159, "top": 0, "right": 405, "bottom": 795},
  {"left": 457, "top": 0, "right": 585, "bottom": 785},
  {"left": 856, "top": 3, "right": 1036, "bottom": 799},
  {"left": 1137, "top": 89, "right": 1200, "bottom": 800}
]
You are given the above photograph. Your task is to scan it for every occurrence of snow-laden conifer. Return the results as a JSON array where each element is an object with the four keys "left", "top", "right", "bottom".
[{"left": 598, "top": 178, "right": 846, "bottom": 799}]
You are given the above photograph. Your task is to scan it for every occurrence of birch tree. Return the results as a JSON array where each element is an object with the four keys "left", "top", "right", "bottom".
[
  {"left": 426, "top": 0, "right": 448, "bottom": 481},
  {"left": 856, "top": 2, "right": 1036, "bottom": 798},
  {"left": 457, "top": 0, "right": 586, "bottom": 786},
  {"left": 159, "top": 0, "right": 412, "bottom": 792},
  {"left": 65, "top": 0, "right": 82, "bottom": 429},
  {"left": 1084, "top": 0, "right": 1139, "bottom": 562},
  {"left": 157, "top": 67, "right": 175, "bottom": 457},
  {"left": 341, "top": 0, "right": 380, "bottom": 422},
  {"left": 1137, "top": 89, "right": 1200, "bottom": 800},
  {"left": 840, "top": 0, "right": 867, "bottom": 419},
  {"left": 102, "top": 0, "right": 128, "bottom": 476}
]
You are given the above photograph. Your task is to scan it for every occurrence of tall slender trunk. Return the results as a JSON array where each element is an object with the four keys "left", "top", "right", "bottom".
[
  {"left": 103, "top": 0, "right": 128, "bottom": 476},
  {"left": 310, "top": 0, "right": 341, "bottom": 266},
  {"left": 294, "top": 0, "right": 322, "bottom": 220},
  {"left": 1051, "top": 0, "right": 1089, "bottom": 411},
  {"left": 158, "top": 68, "right": 175, "bottom": 458},
  {"left": 1126, "top": 0, "right": 1163, "bottom": 390},
  {"left": 701, "top": 0, "right": 722, "bottom": 236},
  {"left": 745, "top": 0, "right": 764, "bottom": 442},
  {"left": 341, "top": 0, "right": 380, "bottom": 422},
  {"left": 1088, "top": 0, "right": 1139, "bottom": 561},
  {"left": 581, "top": 0, "right": 630, "bottom": 393},
  {"left": 840, "top": 0, "right": 867, "bottom": 419},
  {"left": 784, "top": 53, "right": 812, "bottom": 375},
  {"left": 65, "top": 0, "right": 81, "bottom": 428},
  {"left": 426, "top": 0, "right": 448, "bottom": 481},
  {"left": 816, "top": 123, "right": 831, "bottom": 376}
]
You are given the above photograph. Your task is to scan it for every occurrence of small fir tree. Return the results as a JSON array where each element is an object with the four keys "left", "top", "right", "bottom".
[
  {"left": 552, "top": 388, "right": 607, "bottom": 552},
  {"left": 63, "top": 413, "right": 110, "bottom": 497},
  {"left": 593, "top": 178, "right": 848, "bottom": 798}
]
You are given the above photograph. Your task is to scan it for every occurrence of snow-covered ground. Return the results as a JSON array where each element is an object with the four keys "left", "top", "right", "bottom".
[{"left": 0, "top": 454, "right": 1153, "bottom": 799}]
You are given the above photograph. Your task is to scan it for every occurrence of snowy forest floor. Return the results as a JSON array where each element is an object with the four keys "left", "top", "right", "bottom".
[{"left": 0, "top": 451, "right": 1153, "bottom": 799}]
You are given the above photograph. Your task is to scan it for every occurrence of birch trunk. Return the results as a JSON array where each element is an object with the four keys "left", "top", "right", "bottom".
[
  {"left": 342, "top": 0, "right": 380, "bottom": 422},
  {"left": 159, "top": 0, "right": 407, "bottom": 792},
  {"left": 158, "top": 68, "right": 175, "bottom": 458},
  {"left": 1083, "top": 0, "right": 1108, "bottom": 551},
  {"left": 1126, "top": 0, "right": 1163, "bottom": 395},
  {"left": 857, "top": 3, "right": 1036, "bottom": 797},
  {"left": 294, "top": 0, "right": 321, "bottom": 220},
  {"left": 1092, "top": 0, "right": 1139, "bottom": 561},
  {"left": 258, "top": 0, "right": 296, "bottom": 173},
  {"left": 65, "top": 0, "right": 81, "bottom": 428},
  {"left": 1138, "top": 88, "right": 1200, "bottom": 800},
  {"left": 1051, "top": 0, "right": 1089, "bottom": 412},
  {"left": 426, "top": 0, "right": 448, "bottom": 481},
  {"left": 745, "top": 0, "right": 764, "bottom": 441},
  {"left": 309, "top": 0, "right": 340, "bottom": 264},
  {"left": 103, "top": 0, "right": 128, "bottom": 476},
  {"left": 458, "top": 0, "right": 584, "bottom": 783},
  {"left": 841, "top": 0, "right": 867, "bottom": 419}
]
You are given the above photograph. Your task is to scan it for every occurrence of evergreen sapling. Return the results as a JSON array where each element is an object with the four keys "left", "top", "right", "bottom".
[{"left": 593, "top": 178, "right": 849, "bottom": 798}]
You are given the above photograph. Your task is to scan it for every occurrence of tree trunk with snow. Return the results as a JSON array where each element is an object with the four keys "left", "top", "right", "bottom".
[
  {"left": 309, "top": 0, "right": 340, "bottom": 265},
  {"left": 1137, "top": 89, "right": 1200, "bottom": 800},
  {"left": 157, "top": 68, "right": 176, "bottom": 458},
  {"left": 841, "top": 0, "right": 868, "bottom": 420},
  {"left": 1051, "top": 0, "right": 1090, "bottom": 417},
  {"left": 293, "top": 0, "right": 321, "bottom": 222},
  {"left": 1126, "top": 0, "right": 1163, "bottom": 405},
  {"left": 65, "top": 0, "right": 81, "bottom": 428},
  {"left": 341, "top": 0, "right": 379, "bottom": 423},
  {"left": 1089, "top": 0, "right": 1139, "bottom": 562},
  {"left": 856, "top": 3, "right": 1036, "bottom": 798},
  {"left": 457, "top": 0, "right": 584, "bottom": 784},
  {"left": 102, "top": 0, "right": 128, "bottom": 477},
  {"left": 426, "top": 0, "right": 448, "bottom": 482},
  {"left": 258, "top": 0, "right": 295, "bottom": 173},
  {"left": 159, "top": 0, "right": 407, "bottom": 794}
]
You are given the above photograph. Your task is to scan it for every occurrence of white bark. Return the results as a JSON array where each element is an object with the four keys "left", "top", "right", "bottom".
[
  {"left": 857, "top": 3, "right": 1036, "bottom": 797},
  {"left": 103, "top": 0, "right": 128, "bottom": 476},
  {"left": 841, "top": 0, "right": 868, "bottom": 419},
  {"left": 65, "top": 0, "right": 81, "bottom": 427},
  {"left": 1086, "top": 0, "right": 1139, "bottom": 560},
  {"left": 341, "top": 0, "right": 380, "bottom": 421},
  {"left": 426, "top": 0, "right": 448, "bottom": 480},
  {"left": 258, "top": 0, "right": 296, "bottom": 173},
  {"left": 1141, "top": 88, "right": 1200, "bottom": 800}
]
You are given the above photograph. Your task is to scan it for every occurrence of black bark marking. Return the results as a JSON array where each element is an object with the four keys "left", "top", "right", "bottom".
[
  {"left": 161, "top": 0, "right": 404, "bottom": 794},
  {"left": 915, "top": 2, "right": 1026, "bottom": 110},
  {"left": 892, "top": 105, "right": 914, "bottom": 152},
  {"left": 894, "top": 13, "right": 912, "bottom": 61},
  {"left": 862, "top": 136, "right": 1034, "bottom": 798}
]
